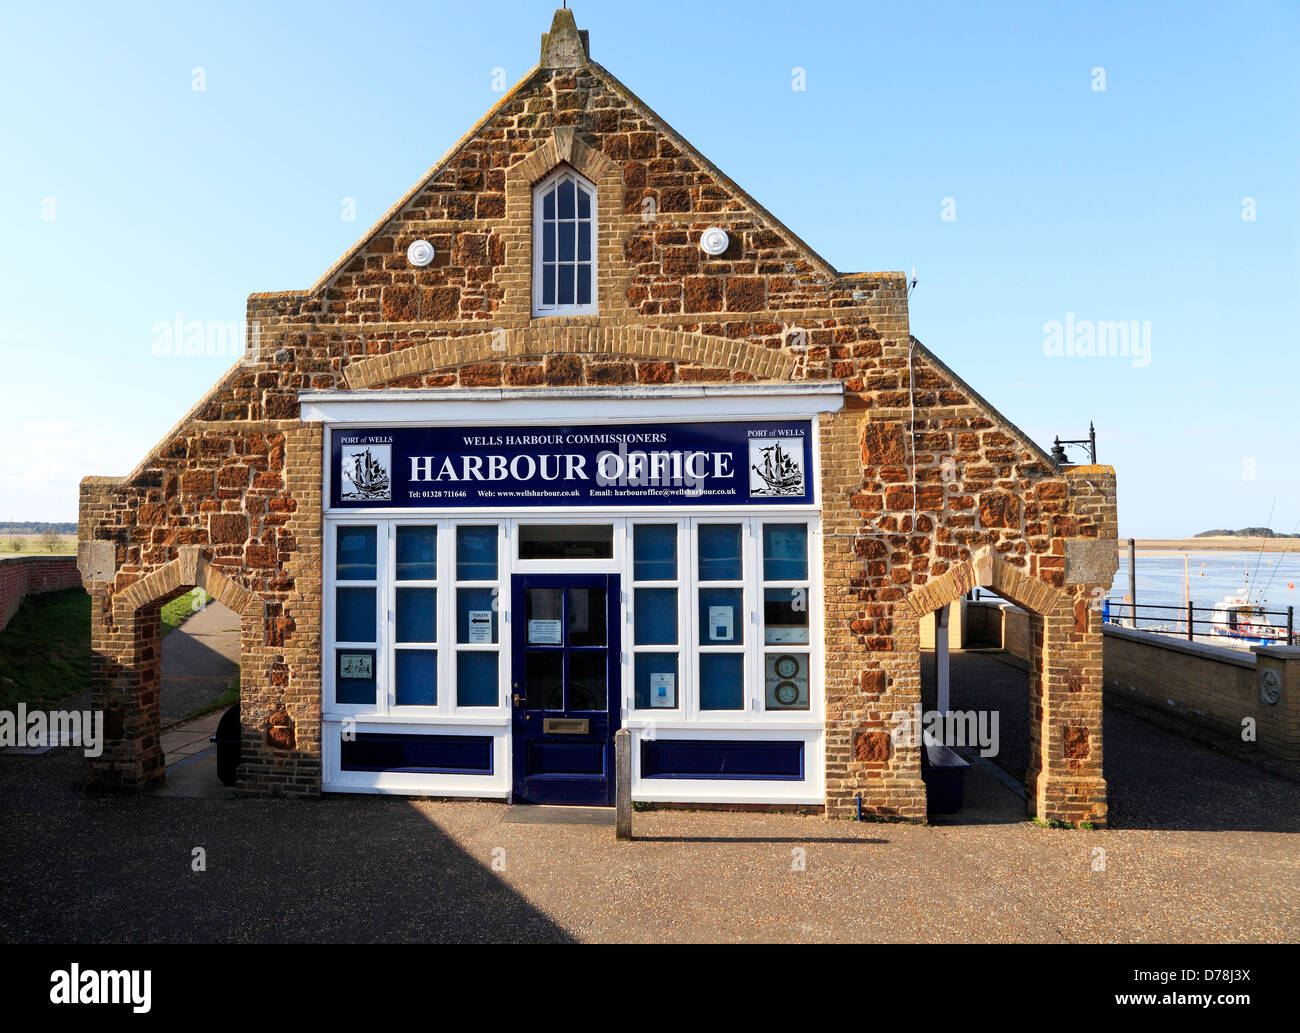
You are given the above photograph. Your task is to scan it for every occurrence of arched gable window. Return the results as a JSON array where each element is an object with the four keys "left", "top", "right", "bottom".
[{"left": 533, "top": 167, "right": 597, "bottom": 315}]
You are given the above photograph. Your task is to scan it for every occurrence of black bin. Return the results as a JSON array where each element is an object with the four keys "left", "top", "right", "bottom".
[
  {"left": 210, "top": 704, "right": 241, "bottom": 787},
  {"left": 920, "top": 734, "right": 972, "bottom": 814}
]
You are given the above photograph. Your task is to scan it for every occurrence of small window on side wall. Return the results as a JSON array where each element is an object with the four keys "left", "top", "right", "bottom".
[{"left": 533, "top": 167, "right": 597, "bottom": 316}]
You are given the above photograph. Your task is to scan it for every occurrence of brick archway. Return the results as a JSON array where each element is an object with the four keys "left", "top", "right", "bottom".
[
  {"left": 900, "top": 546, "right": 1067, "bottom": 620},
  {"left": 897, "top": 546, "right": 1107, "bottom": 827},
  {"left": 89, "top": 547, "right": 270, "bottom": 793},
  {"left": 341, "top": 325, "right": 797, "bottom": 390}
]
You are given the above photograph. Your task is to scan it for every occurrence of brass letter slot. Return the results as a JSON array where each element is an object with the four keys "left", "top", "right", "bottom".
[{"left": 543, "top": 718, "right": 589, "bottom": 735}]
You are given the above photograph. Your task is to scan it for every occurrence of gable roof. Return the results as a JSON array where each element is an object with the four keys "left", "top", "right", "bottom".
[{"left": 306, "top": 8, "right": 852, "bottom": 299}]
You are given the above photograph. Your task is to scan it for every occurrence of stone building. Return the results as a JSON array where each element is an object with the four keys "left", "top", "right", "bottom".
[{"left": 78, "top": 9, "right": 1117, "bottom": 824}]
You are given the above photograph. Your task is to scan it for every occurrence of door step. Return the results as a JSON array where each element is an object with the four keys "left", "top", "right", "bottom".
[{"left": 503, "top": 805, "right": 615, "bottom": 826}]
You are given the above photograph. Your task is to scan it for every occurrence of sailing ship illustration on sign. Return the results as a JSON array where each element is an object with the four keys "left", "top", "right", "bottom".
[
  {"left": 340, "top": 444, "right": 391, "bottom": 501},
  {"left": 748, "top": 438, "right": 805, "bottom": 497}
]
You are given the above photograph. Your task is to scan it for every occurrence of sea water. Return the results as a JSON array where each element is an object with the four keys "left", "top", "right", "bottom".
[{"left": 1104, "top": 549, "right": 1298, "bottom": 634}]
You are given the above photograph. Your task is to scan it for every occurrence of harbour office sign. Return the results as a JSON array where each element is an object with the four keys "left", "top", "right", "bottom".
[{"left": 330, "top": 420, "right": 814, "bottom": 508}]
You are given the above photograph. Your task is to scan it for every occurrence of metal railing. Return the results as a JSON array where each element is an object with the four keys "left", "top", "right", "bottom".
[{"left": 1102, "top": 599, "right": 1296, "bottom": 647}]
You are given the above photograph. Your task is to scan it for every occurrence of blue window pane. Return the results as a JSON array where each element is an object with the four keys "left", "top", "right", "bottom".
[
  {"left": 542, "top": 264, "right": 555, "bottom": 306},
  {"left": 764, "top": 587, "right": 810, "bottom": 644},
  {"left": 457, "top": 525, "right": 498, "bottom": 580},
  {"left": 559, "top": 220, "right": 575, "bottom": 261},
  {"left": 700, "top": 653, "right": 745, "bottom": 711},
  {"left": 699, "top": 587, "right": 743, "bottom": 644},
  {"left": 558, "top": 264, "right": 575, "bottom": 305},
  {"left": 576, "top": 264, "right": 591, "bottom": 305},
  {"left": 763, "top": 524, "right": 808, "bottom": 581},
  {"left": 578, "top": 221, "right": 591, "bottom": 261},
  {"left": 457, "top": 651, "right": 499, "bottom": 707},
  {"left": 558, "top": 179, "right": 575, "bottom": 219},
  {"left": 633, "top": 524, "right": 676, "bottom": 581},
  {"left": 336, "top": 649, "right": 376, "bottom": 705},
  {"left": 543, "top": 187, "right": 555, "bottom": 220},
  {"left": 577, "top": 186, "right": 591, "bottom": 219},
  {"left": 634, "top": 588, "right": 677, "bottom": 645},
  {"left": 543, "top": 219, "right": 556, "bottom": 262},
  {"left": 698, "top": 524, "right": 742, "bottom": 581},
  {"left": 396, "top": 587, "right": 436, "bottom": 643},
  {"left": 634, "top": 652, "right": 678, "bottom": 710},
  {"left": 396, "top": 525, "right": 437, "bottom": 580},
  {"left": 457, "top": 587, "right": 498, "bottom": 643},
  {"left": 336, "top": 587, "right": 375, "bottom": 643},
  {"left": 336, "top": 526, "right": 376, "bottom": 581},
  {"left": 395, "top": 649, "right": 437, "bottom": 706}
]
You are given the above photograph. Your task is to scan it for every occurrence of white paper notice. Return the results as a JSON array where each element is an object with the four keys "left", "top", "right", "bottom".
[
  {"left": 528, "top": 619, "right": 562, "bottom": 645},
  {"left": 707, "top": 605, "right": 734, "bottom": 641},
  {"left": 650, "top": 672, "right": 675, "bottom": 708},
  {"left": 467, "top": 610, "right": 493, "bottom": 643}
]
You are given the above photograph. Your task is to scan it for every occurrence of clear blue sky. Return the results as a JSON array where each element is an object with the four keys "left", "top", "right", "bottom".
[{"left": 1, "top": 0, "right": 1296, "bottom": 536}]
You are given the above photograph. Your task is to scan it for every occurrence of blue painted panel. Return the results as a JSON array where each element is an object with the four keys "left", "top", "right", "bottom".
[
  {"left": 395, "top": 525, "right": 437, "bottom": 580},
  {"left": 341, "top": 732, "right": 493, "bottom": 774},
  {"left": 457, "top": 651, "right": 499, "bottom": 707},
  {"left": 336, "top": 525, "right": 377, "bottom": 580},
  {"left": 394, "top": 649, "right": 437, "bottom": 706},
  {"left": 632, "top": 524, "right": 677, "bottom": 580},
  {"left": 640, "top": 739, "right": 805, "bottom": 780},
  {"left": 527, "top": 740, "right": 606, "bottom": 777},
  {"left": 335, "top": 587, "right": 375, "bottom": 642},
  {"left": 699, "top": 652, "right": 745, "bottom": 711}
]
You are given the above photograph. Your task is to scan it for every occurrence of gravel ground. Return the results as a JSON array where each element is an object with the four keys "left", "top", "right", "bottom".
[{"left": 0, "top": 651, "right": 1296, "bottom": 943}]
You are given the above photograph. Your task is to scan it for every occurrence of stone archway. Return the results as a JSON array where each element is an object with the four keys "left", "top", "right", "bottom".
[
  {"left": 88, "top": 547, "right": 267, "bottom": 792},
  {"left": 900, "top": 547, "right": 1108, "bottom": 827}
]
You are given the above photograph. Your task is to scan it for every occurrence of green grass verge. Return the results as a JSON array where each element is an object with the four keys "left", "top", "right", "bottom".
[
  {"left": 0, "top": 589, "right": 91, "bottom": 710},
  {"left": 161, "top": 591, "right": 215, "bottom": 636}
]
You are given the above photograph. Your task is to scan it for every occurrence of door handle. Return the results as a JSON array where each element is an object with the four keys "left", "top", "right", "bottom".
[{"left": 513, "top": 693, "right": 525, "bottom": 707}]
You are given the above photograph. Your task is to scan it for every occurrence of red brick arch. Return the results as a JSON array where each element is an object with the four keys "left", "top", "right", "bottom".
[
  {"left": 901, "top": 546, "right": 1067, "bottom": 619},
  {"left": 342, "top": 325, "right": 797, "bottom": 389},
  {"left": 90, "top": 547, "right": 270, "bottom": 793}
]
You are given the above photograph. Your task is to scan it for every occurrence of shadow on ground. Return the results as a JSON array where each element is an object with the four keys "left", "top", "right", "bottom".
[
  {"left": 0, "top": 750, "right": 571, "bottom": 943},
  {"left": 924, "top": 648, "right": 1300, "bottom": 834}
]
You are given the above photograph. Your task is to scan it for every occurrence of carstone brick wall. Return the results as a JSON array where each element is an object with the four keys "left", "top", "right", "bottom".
[
  {"left": 78, "top": 10, "right": 1117, "bottom": 821},
  {"left": 0, "top": 555, "right": 82, "bottom": 631}
]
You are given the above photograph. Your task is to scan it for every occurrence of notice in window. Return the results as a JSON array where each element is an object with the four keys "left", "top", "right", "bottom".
[
  {"left": 650, "top": 672, "right": 675, "bottom": 708},
  {"left": 467, "top": 610, "right": 494, "bottom": 643},
  {"left": 339, "top": 654, "right": 373, "bottom": 679},
  {"left": 528, "top": 619, "right": 562, "bottom": 645},
  {"left": 707, "top": 605, "right": 734, "bottom": 642}
]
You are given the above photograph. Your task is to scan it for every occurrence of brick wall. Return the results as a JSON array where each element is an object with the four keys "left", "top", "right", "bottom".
[
  {"left": 0, "top": 555, "right": 82, "bottom": 631},
  {"left": 966, "top": 599, "right": 1032, "bottom": 660},
  {"left": 1103, "top": 625, "right": 1299, "bottom": 761}
]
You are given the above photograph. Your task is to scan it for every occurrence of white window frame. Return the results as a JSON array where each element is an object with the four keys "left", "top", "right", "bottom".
[
  {"left": 532, "top": 166, "right": 599, "bottom": 317},
  {"left": 622, "top": 515, "right": 823, "bottom": 727},
  {"left": 324, "top": 518, "right": 508, "bottom": 723}
]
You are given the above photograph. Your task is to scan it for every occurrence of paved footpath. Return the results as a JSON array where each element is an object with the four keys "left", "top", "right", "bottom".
[
  {"left": 0, "top": 652, "right": 1295, "bottom": 943},
  {"left": 160, "top": 602, "right": 239, "bottom": 725}
]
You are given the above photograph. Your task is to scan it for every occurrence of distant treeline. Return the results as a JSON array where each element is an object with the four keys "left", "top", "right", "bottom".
[
  {"left": 0, "top": 522, "right": 75, "bottom": 535},
  {"left": 1195, "top": 527, "right": 1300, "bottom": 538}
]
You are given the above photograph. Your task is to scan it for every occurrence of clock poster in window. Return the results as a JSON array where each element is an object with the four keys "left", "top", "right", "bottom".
[{"left": 764, "top": 652, "right": 810, "bottom": 710}]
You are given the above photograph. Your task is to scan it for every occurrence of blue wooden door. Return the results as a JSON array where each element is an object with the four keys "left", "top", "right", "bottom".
[{"left": 511, "top": 574, "right": 620, "bottom": 805}]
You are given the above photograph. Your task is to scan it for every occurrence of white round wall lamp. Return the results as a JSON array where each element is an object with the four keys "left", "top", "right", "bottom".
[
  {"left": 407, "top": 239, "right": 436, "bottom": 267},
  {"left": 699, "top": 227, "right": 730, "bottom": 256}
]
